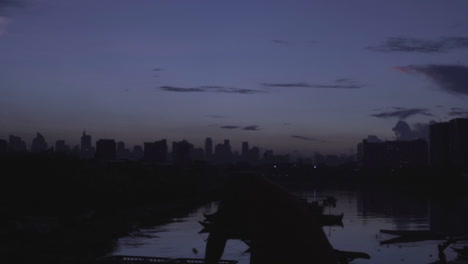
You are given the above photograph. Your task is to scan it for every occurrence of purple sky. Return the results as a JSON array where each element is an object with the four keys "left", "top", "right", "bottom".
[{"left": 1, "top": 0, "right": 468, "bottom": 156}]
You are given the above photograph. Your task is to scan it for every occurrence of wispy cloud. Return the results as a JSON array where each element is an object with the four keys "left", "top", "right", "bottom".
[
  {"left": 368, "top": 37, "right": 468, "bottom": 53},
  {"left": 448, "top": 109, "right": 468, "bottom": 117},
  {"left": 262, "top": 78, "right": 363, "bottom": 89},
  {"left": 291, "top": 135, "right": 317, "bottom": 141},
  {"left": 218, "top": 125, "right": 262, "bottom": 131},
  {"left": 272, "top": 39, "right": 294, "bottom": 46},
  {"left": 0, "top": 0, "right": 23, "bottom": 12},
  {"left": 152, "top": 68, "right": 163, "bottom": 71},
  {"left": 0, "top": 16, "right": 9, "bottom": 37},
  {"left": 243, "top": 125, "right": 261, "bottom": 131},
  {"left": 220, "top": 125, "right": 238, "bottom": 129},
  {"left": 160, "top": 86, "right": 205, "bottom": 92},
  {"left": 0, "top": 0, "right": 24, "bottom": 37},
  {"left": 371, "top": 108, "right": 432, "bottom": 120},
  {"left": 395, "top": 65, "right": 468, "bottom": 96},
  {"left": 160, "top": 85, "right": 264, "bottom": 94}
]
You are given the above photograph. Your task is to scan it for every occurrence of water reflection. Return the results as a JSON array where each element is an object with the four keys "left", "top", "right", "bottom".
[{"left": 112, "top": 189, "right": 467, "bottom": 264}]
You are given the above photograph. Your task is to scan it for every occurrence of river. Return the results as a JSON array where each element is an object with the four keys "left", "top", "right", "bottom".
[{"left": 110, "top": 188, "right": 467, "bottom": 264}]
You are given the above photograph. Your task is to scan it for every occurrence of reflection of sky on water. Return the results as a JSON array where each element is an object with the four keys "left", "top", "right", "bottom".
[{"left": 113, "top": 189, "right": 466, "bottom": 264}]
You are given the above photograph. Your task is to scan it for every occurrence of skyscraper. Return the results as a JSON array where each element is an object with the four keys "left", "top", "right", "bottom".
[
  {"left": 31, "top": 133, "right": 48, "bottom": 153},
  {"left": 172, "top": 140, "right": 193, "bottom": 164},
  {"left": 242, "top": 141, "right": 249, "bottom": 159},
  {"left": 144, "top": 139, "right": 168, "bottom": 162},
  {"left": 95, "top": 139, "right": 116, "bottom": 160},
  {"left": 81, "top": 131, "right": 92, "bottom": 152},
  {"left": 80, "top": 131, "right": 93, "bottom": 159},
  {"left": 8, "top": 135, "right": 27, "bottom": 152},
  {"left": 205, "top": 138, "right": 213, "bottom": 160},
  {"left": 0, "top": 139, "right": 6, "bottom": 153},
  {"left": 429, "top": 118, "right": 468, "bottom": 168},
  {"left": 429, "top": 122, "right": 450, "bottom": 167},
  {"left": 55, "top": 140, "right": 70, "bottom": 153}
]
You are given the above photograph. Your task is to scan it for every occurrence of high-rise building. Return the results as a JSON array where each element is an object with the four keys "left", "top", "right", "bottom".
[
  {"left": 117, "top": 141, "right": 131, "bottom": 159},
  {"left": 205, "top": 138, "right": 213, "bottom": 160},
  {"left": 133, "top": 145, "right": 144, "bottom": 160},
  {"left": 8, "top": 135, "right": 27, "bottom": 152},
  {"left": 80, "top": 131, "right": 94, "bottom": 159},
  {"left": 214, "top": 139, "right": 233, "bottom": 163},
  {"left": 81, "top": 131, "right": 92, "bottom": 152},
  {"left": 144, "top": 139, "right": 168, "bottom": 162},
  {"left": 429, "top": 122, "right": 450, "bottom": 167},
  {"left": 55, "top": 140, "right": 70, "bottom": 153},
  {"left": 172, "top": 140, "right": 193, "bottom": 164},
  {"left": 0, "top": 139, "right": 6, "bottom": 153},
  {"left": 360, "top": 139, "right": 428, "bottom": 168},
  {"left": 430, "top": 118, "right": 468, "bottom": 168},
  {"left": 95, "top": 139, "right": 116, "bottom": 160},
  {"left": 31, "top": 133, "right": 48, "bottom": 153},
  {"left": 242, "top": 142, "right": 249, "bottom": 159},
  {"left": 448, "top": 118, "right": 468, "bottom": 168}
]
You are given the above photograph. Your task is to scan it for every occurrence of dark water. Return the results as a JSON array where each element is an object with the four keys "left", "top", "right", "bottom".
[{"left": 112, "top": 189, "right": 467, "bottom": 264}]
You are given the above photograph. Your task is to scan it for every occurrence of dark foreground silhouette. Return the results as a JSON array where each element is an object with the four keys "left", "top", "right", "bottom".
[{"left": 201, "top": 174, "right": 369, "bottom": 264}]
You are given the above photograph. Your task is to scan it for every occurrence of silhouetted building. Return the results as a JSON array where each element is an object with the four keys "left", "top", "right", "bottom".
[
  {"left": 0, "top": 139, "right": 6, "bottom": 153},
  {"left": 144, "top": 139, "right": 168, "bottom": 162},
  {"left": 429, "top": 122, "right": 450, "bottom": 167},
  {"left": 80, "top": 131, "right": 94, "bottom": 159},
  {"left": 172, "top": 140, "right": 193, "bottom": 164},
  {"left": 214, "top": 139, "right": 233, "bottom": 164},
  {"left": 55, "top": 140, "right": 70, "bottom": 153},
  {"left": 116, "top": 141, "right": 131, "bottom": 159},
  {"left": 360, "top": 139, "right": 428, "bottom": 168},
  {"left": 31, "top": 133, "right": 48, "bottom": 153},
  {"left": 263, "top": 150, "right": 273, "bottom": 161},
  {"left": 249, "top": 147, "right": 260, "bottom": 163},
  {"left": 314, "top": 152, "right": 326, "bottom": 165},
  {"left": 8, "top": 135, "right": 27, "bottom": 152},
  {"left": 448, "top": 118, "right": 468, "bottom": 168},
  {"left": 191, "top": 148, "right": 205, "bottom": 161},
  {"left": 205, "top": 138, "right": 213, "bottom": 160},
  {"left": 242, "top": 142, "right": 249, "bottom": 159},
  {"left": 95, "top": 139, "right": 116, "bottom": 160},
  {"left": 429, "top": 118, "right": 468, "bottom": 168},
  {"left": 133, "top": 145, "right": 144, "bottom": 160}
]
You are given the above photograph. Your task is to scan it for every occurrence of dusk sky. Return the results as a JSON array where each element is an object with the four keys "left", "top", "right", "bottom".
[{"left": 1, "top": 0, "right": 468, "bottom": 156}]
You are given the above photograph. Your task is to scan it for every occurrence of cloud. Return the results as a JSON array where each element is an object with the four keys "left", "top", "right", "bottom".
[
  {"left": 220, "top": 125, "right": 238, "bottom": 129},
  {"left": 291, "top": 135, "right": 317, "bottom": 141},
  {"left": 0, "top": 16, "right": 9, "bottom": 36},
  {"left": 262, "top": 78, "right": 363, "bottom": 89},
  {"left": 160, "top": 85, "right": 264, "bottom": 94},
  {"left": 368, "top": 37, "right": 468, "bottom": 53},
  {"left": 216, "top": 88, "right": 264, "bottom": 94},
  {"left": 152, "top": 68, "right": 162, "bottom": 71},
  {"left": 243, "top": 125, "right": 261, "bottom": 131},
  {"left": 272, "top": 39, "right": 294, "bottom": 46},
  {"left": 371, "top": 108, "right": 432, "bottom": 120},
  {"left": 0, "top": 0, "right": 24, "bottom": 37},
  {"left": 395, "top": 65, "right": 468, "bottom": 96},
  {"left": 160, "top": 86, "right": 205, "bottom": 92},
  {"left": 0, "top": 0, "right": 22, "bottom": 12},
  {"left": 392, "top": 120, "right": 435, "bottom": 141},
  {"left": 448, "top": 110, "right": 468, "bottom": 117}
]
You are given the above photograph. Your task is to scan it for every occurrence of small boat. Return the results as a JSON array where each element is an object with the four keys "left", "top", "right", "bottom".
[
  {"left": 380, "top": 229, "right": 438, "bottom": 237},
  {"left": 452, "top": 246, "right": 468, "bottom": 259},
  {"left": 95, "top": 255, "right": 238, "bottom": 264}
]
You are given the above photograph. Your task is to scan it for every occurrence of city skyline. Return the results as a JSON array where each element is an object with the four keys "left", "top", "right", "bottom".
[{"left": 1, "top": 0, "right": 468, "bottom": 155}]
